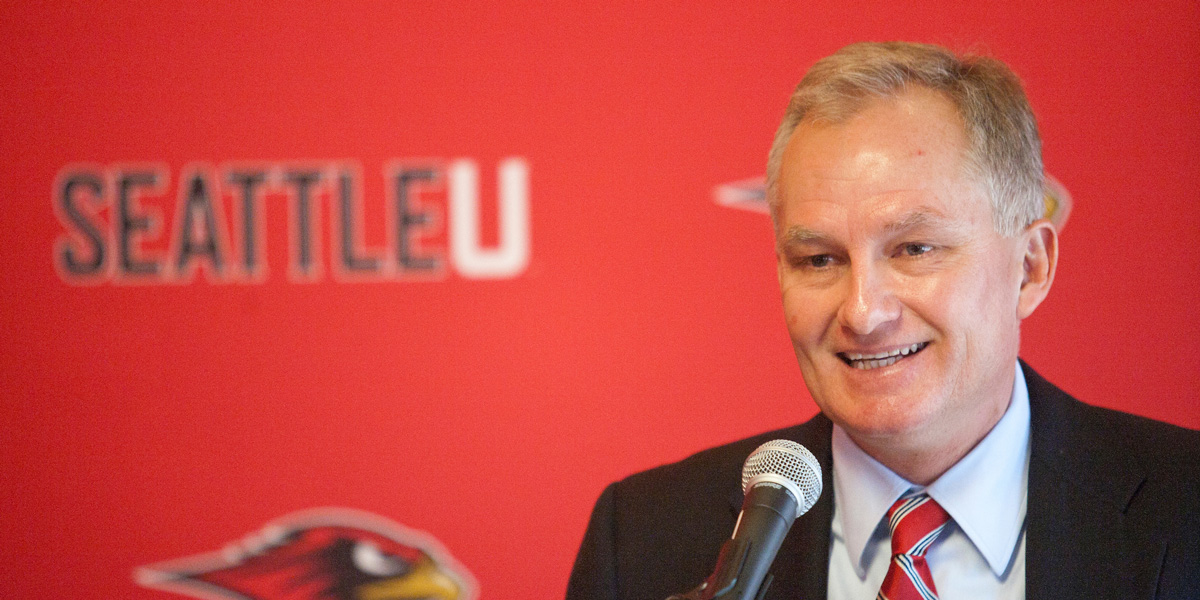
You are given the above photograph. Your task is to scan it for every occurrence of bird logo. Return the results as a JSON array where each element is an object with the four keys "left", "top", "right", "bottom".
[{"left": 134, "top": 508, "right": 478, "bottom": 600}]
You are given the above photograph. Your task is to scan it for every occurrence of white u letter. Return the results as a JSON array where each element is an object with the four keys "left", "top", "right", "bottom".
[{"left": 448, "top": 158, "right": 530, "bottom": 279}]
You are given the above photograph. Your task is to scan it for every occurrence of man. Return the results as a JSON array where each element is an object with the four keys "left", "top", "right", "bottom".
[{"left": 566, "top": 42, "right": 1199, "bottom": 600}]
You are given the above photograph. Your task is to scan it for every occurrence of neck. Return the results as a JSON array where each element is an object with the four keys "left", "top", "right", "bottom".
[{"left": 855, "top": 433, "right": 988, "bottom": 485}]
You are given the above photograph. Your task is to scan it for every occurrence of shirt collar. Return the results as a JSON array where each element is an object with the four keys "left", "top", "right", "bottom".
[{"left": 831, "top": 361, "right": 1031, "bottom": 577}]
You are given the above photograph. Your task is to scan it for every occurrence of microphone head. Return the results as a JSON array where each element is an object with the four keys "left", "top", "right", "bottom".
[{"left": 741, "top": 439, "right": 823, "bottom": 518}]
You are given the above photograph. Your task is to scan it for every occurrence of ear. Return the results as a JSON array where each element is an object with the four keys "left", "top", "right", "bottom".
[{"left": 1017, "top": 218, "right": 1058, "bottom": 319}]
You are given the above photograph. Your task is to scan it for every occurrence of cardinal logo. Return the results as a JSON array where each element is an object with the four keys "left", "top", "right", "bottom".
[{"left": 134, "top": 508, "right": 478, "bottom": 600}]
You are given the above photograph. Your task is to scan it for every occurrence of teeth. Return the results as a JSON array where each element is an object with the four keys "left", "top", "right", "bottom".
[
  {"left": 845, "top": 343, "right": 925, "bottom": 370},
  {"left": 854, "top": 355, "right": 900, "bottom": 370}
]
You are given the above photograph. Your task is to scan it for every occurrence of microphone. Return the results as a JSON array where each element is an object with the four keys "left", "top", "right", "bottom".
[{"left": 698, "top": 439, "right": 823, "bottom": 600}]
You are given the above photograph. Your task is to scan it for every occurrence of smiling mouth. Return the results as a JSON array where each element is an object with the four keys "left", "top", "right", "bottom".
[{"left": 838, "top": 342, "right": 929, "bottom": 370}]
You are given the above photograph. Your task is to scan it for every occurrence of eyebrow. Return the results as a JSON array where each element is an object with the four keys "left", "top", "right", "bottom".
[
  {"left": 778, "top": 208, "right": 964, "bottom": 248},
  {"left": 779, "top": 226, "right": 828, "bottom": 246}
]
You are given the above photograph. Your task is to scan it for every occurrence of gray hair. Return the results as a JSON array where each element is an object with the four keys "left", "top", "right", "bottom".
[{"left": 766, "top": 42, "right": 1044, "bottom": 236}]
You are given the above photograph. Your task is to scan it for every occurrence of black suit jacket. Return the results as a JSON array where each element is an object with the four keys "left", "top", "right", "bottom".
[{"left": 566, "top": 363, "right": 1200, "bottom": 599}]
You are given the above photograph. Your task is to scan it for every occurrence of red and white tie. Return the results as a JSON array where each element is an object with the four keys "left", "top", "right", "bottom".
[{"left": 876, "top": 494, "right": 951, "bottom": 600}]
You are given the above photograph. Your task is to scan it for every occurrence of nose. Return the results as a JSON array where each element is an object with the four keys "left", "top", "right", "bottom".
[{"left": 837, "top": 260, "right": 901, "bottom": 336}]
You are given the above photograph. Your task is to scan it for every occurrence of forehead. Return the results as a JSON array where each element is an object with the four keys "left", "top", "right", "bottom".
[{"left": 775, "top": 88, "right": 990, "bottom": 236}]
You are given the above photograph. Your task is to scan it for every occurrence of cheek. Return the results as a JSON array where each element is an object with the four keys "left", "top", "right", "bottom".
[
  {"left": 974, "top": 252, "right": 1024, "bottom": 317},
  {"left": 780, "top": 287, "right": 833, "bottom": 345},
  {"left": 781, "top": 294, "right": 813, "bottom": 339},
  {"left": 923, "top": 256, "right": 1021, "bottom": 343}
]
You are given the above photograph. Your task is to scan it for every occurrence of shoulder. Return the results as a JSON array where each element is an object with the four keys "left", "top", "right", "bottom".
[
  {"left": 604, "top": 416, "right": 834, "bottom": 574},
  {"left": 567, "top": 415, "right": 831, "bottom": 600},
  {"left": 1066, "top": 399, "right": 1199, "bottom": 466},
  {"left": 611, "top": 416, "right": 833, "bottom": 515},
  {"left": 1023, "top": 360, "right": 1200, "bottom": 469},
  {"left": 1022, "top": 361, "right": 1200, "bottom": 595},
  {"left": 1024, "top": 360, "right": 1199, "bottom": 534}
]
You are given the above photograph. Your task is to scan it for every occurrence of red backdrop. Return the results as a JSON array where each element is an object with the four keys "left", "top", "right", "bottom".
[{"left": 2, "top": 2, "right": 1198, "bottom": 598}]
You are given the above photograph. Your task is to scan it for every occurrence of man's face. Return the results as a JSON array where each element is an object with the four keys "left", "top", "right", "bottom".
[{"left": 774, "top": 87, "right": 1029, "bottom": 464}]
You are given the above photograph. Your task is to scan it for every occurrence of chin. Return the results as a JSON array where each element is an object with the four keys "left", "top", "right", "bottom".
[{"left": 820, "top": 388, "right": 945, "bottom": 441}]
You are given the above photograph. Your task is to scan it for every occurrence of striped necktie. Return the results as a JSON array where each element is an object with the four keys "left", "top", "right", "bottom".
[{"left": 877, "top": 494, "right": 951, "bottom": 600}]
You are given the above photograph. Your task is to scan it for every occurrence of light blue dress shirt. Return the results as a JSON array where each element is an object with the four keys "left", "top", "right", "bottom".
[{"left": 827, "top": 362, "right": 1030, "bottom": 599}]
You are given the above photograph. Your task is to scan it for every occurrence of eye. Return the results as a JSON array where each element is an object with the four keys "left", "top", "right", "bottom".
[
  {"left": 352, "top": 541, "right": 410, "bottom": 577},
  {"left": 805, "top": 254, "right": 834, "bottom": 268},
  {"left": 782, "top": 247, "right": 842, "bottom": 272},
  {"left": 900, "top": 243, "right": 933, "bottom": 257}
]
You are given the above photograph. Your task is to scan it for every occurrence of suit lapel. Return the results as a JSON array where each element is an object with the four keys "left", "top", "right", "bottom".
[{"left": 1023, "top": 362, "right": 1161, "bottom": 599}]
